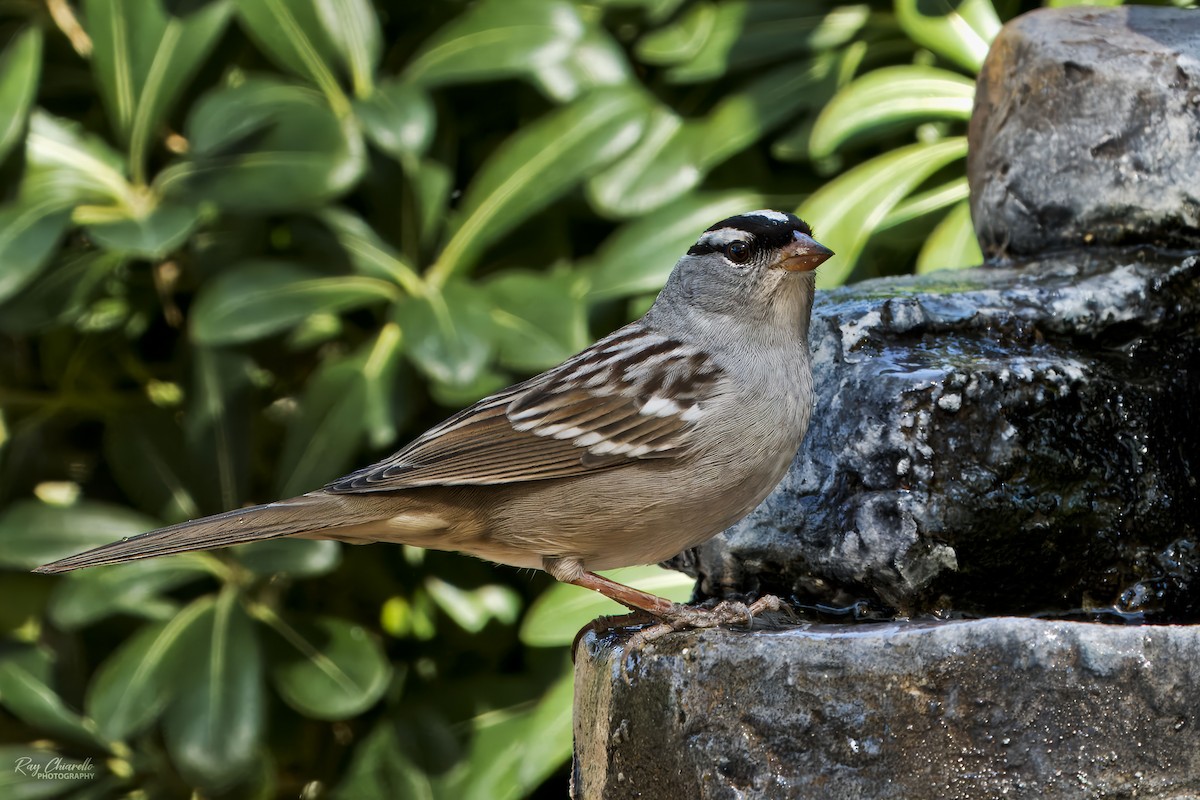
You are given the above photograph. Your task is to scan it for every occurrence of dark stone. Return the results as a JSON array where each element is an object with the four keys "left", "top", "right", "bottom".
[
  {"left": 968, "top": 6, "right": 1200, "bottom": 258},
  {"left": 573, "top": 618, "right": 1200, "bottom": 799},
  {"left": 666, "top": 250, "right": 1200, "bottom": 619}
]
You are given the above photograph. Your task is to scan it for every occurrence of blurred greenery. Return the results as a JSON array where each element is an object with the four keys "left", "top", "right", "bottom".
[{"left": 0, "top": 0, "right": 1187, "bottom": 796}]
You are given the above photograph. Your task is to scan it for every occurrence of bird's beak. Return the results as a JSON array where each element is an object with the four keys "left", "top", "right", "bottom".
[{"left": 775, "top": 233, "right": 835, "bottom": 272}]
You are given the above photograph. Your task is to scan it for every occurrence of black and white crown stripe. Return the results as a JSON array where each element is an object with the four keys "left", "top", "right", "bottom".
[{"left": 687, "top": 209, "right": 814, "bottom": 258}]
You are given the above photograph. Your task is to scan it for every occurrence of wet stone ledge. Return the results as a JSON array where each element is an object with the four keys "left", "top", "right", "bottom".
[{"left": 573, "top": 618, "right": 1200, "bottom": 800}]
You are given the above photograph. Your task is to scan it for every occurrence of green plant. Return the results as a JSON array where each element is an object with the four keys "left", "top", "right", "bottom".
[{"left": 0, "top": 0, "right": 1178, "bottom": 796}]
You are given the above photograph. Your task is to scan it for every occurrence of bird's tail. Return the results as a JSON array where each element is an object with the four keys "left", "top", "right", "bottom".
[{"left": 33, "top": 493, "right": 380, "bottom": 574}]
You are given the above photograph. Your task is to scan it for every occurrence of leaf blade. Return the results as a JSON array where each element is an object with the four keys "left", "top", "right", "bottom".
[
  {"left": 265, "top": 614, "right": 392, "bottom": 720},
  {"left": 86, "top": 596, "right": 212, "bottom": 740},
  {"left": 808, "top": 65, "right": 975, "bottom": 159},
  {"left": 163, "top": 590, "right": 265, "bottom": 790},
  {"left": 0, "top": 500, "right": 159, "bottom": 570},
  {"left": 0, "top": 27, "right": 42, "bottom": 166},
  {"left": 917, "top": 199, "right": 982, "bottom": 274},
  {"left": 189, "top": 260, "right": 397, "bottom": 345},
  {"left": 798, "top": 137, "right": 969, "bottom": 287},
  {"left": 430, "top": 87, "right": 648, "bottom": 283}
]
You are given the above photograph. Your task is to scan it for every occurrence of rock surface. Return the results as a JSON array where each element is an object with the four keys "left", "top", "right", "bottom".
[
  {"left": 666, "top": 249, "right": 1200, "bottom": 619},
  {"left": 969, "top": 6, "right": 1200, "bottom": 258},
  {"left": 573, "top": 618, "right": 1200, "bottom": 800}
]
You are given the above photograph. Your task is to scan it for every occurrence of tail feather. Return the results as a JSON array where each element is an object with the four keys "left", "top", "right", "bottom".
[{"left": 33, "top": 493, "right": 378, "bottom": 574}]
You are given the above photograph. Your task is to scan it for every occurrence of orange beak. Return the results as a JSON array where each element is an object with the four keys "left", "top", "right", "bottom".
[{"left": 775, "top": 233, "right": 834, "bottom": 272}]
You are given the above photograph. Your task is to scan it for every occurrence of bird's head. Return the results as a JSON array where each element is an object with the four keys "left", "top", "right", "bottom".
[{"left": 654, "top": 210, "right": 834, "bottom": 332}]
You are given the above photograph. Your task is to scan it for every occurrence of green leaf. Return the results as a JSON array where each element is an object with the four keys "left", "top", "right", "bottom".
[
  {"left": 0, "top": 248, "right": 119, "bottom": 334},
  {"left": 158, "top": 78, "right": 365, "bottom": 213},
  {"left": 0, "top": 28, "right": 42, "bottom": 166},
  {"left": 663, "top": 1, "right": 871, "bottom": 83},
  {"left": 380, "top": 593, "right": 437, "bottom": 642},
  {"left": 636, "top": 1, "right": 718, "bottom": 66},
  {"left": 104, "top": 409, "right": 200, "bottom": 522},
  {"left": 652, "top": 0, "right": 747, "bottom": 82},
  {"left": 584, "top": 104, "right": 702, "bottom": 219},
  {"left": 232, "top": 539, "right": 341, "bottom": 578},
  {"left": 315, "top": 0, "right": 382, "bottom": 97},
  {"left": 0, "top": 499, "right": 159, "bottom": 570},
  {"left": 405, "top": 0, "right": 583, "bottom": 88},
  {"left": 0, "top": 201, "right": 71, "bottom": 304},
  {"left": 83, "top": 201, "right": 201, "bottom": 259},
  {"left": 408, "top": 157, "right": 454, "bottom": 250},
  {"left": 584, "top": 190, "right": 764, "bottom": 299},
  {"left": 235, "top": 0, "right": 348, "bottom": 111},
  {"left": 48, "top": 557, "right": 209, "bottom": 630},
  {"left": 316, "top": 206, "right": 423, "bottom": 293},
  {"left": 23, "top": 111, "right": 133, "bottom": 210},
  {"left": 86, "top": 596, "right": 211, "bottom": 740},
  {"left": 186, "top": 347, "right": 255, "bottom": 513},
  {"left": 487, "top": 269, "right": 587, "bottom": 372},
  {"left": 917, "top": 199, "right": 981, "bottom": 273},
  {"left": 353, "top": 79, "right": 435, "bottom": 162},
  {"left": 163, "top": 590, "right": 264, "bottom": 790},
  {"left": 334, "top": 723, "right": 432, "bottom": 800},
  {"left": 190, "top": 260, "right": 397, "bottom": 345},
  {"left": 266, "top": 614, "right": 392, "bottom": 720},
  {"left": 768, "top": 39, "right": 872, "bottom": 162},
  {"left": 431, "top": 87, "right": 647, "bottom": 282},
  {"left": 0, "top": 745, "right": 99, "bottom": 798},
  {"left": 520, "top": 565, "right": 695, "bottom": 647},
  {"left": 798, "top": 137, "right": 969, "bottom": 287},
  {"left": 895, "top": 0, "right": 999, "bottom": 73},
  {"left": 809, "top": 66, "right": 975, "bottom": 159},
  {"left": 84, "top": 0, "right": 233, "bottom": 183},
  {"left": 0, "top": 649, "right": 97, "bottom": 745},
  {"left": 428, "top": 368, "right": 509, "bottom": 409},
  {"left": 878, "top": 177, "right": 970, "bottom": 232},
  {"left": 276, "top": 324, "right": 404, "bottom": 496},
  {"left": 700, "top": 54, "right": 846, "bottom": 164},
  {"left": 529, "top": 23, "right": 631, "bottom": 103},
  {"left": 447, "top": 667, "right": 574, "bottom": 800},
  {"left": 589, "top": 57, "right": 835, "bottom": 217},
  {"left": 394, "top": 282, "right": 494, "bottom": 391},
  {"left": 424, "top": 578, "right": 521, "bottom": 633}
]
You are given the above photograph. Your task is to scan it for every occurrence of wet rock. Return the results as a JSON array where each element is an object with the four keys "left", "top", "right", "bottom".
[
  {"left": 968, "top": 6, "right": 1200, "bottom": 258},
  {"left": 573, "top": 618, "right": 1200, "bottom": 800},
  {"left": 666, "top": 250, "right": 1200, "bottom": 618}
]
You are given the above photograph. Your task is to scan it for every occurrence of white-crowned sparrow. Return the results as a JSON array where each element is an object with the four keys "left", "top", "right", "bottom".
[{"left": 36, "top": 210, "right": 831, "bottom": 626}]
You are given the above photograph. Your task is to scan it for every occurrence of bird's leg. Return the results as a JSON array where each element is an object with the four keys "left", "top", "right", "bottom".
[
  {"left": 544, "top": 557, "right": 784, "bottom": 638},
  {"left": 567, "top": 570, "right": 677, "bottom": 616}
]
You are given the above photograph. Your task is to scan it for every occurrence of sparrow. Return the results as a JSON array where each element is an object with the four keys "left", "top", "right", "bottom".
[{"left": 35, "top": 210, "right": 832, "bottom": 629}]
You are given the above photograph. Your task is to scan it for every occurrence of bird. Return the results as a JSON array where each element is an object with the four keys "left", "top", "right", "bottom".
[{"left": 35, "top": 210, "right": 832, "bottom": 630}]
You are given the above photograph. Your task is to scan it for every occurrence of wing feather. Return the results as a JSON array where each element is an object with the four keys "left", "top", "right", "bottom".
[{"left": 325, "top": 325, "right": 723, "bottom": 493}]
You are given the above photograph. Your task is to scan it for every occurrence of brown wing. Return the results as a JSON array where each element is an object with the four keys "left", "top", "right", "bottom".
[{"left": 324, "top": 325, "right": 723, "bottom": 493}]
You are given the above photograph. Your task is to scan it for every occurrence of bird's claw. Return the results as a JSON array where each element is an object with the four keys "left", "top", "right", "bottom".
[
  {"left": 572, "top": 595, "right": 787, "bottom": 680},
  {"left": 617, "top": 594, "right": 786, "bottom": 680}
]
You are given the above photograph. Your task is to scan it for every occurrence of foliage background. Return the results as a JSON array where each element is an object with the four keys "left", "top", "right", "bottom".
[{"left": 0, "top": 0, "right": 1188, "bottom": 797}]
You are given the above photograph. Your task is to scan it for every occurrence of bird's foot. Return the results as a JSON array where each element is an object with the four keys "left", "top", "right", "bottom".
[{"left": 620, "top": 595, "right": 786, "bottom": 671}]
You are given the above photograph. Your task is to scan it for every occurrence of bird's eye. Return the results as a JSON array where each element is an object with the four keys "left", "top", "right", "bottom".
[{"left": 725, "top": 240, "right": 751, "bottom": 264}]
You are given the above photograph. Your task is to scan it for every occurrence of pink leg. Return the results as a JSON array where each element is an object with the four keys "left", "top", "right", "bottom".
[{"left": 568, "top": 570, "right": 677, "bottom": 616}]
